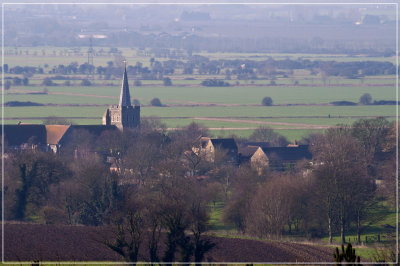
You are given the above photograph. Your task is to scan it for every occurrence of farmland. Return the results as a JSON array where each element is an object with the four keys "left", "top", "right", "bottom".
[
  {"left": 4, "top": 47, "right": 398, "bottom": 67},
  {"left": 2, "top": 47, "right": 398, "bottom": 141},
  {"left": 2, "top": 3, "right": 399, "bottom": 263},
  {"left": 5, "top": 82, "right": 396, "bottom": 105},
  {"left": 1, "top": 223, "right": 338, "bottom": 263}
]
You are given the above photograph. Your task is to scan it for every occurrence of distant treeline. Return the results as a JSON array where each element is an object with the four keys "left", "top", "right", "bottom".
[
  {"left": 2, "top": 56, "right": 396, "bottom": 81},
  {"left": 5, "top": 30, "right": 396, "bottom": 56},
  {"left": 4, "top": 101, "right": 44, "bottom": 107},
  {"left": 330, "top": 100, "right": 399, "bottom": 106},
  {"left": 372, "top": 100, "right": 400, "bottom": 105}
]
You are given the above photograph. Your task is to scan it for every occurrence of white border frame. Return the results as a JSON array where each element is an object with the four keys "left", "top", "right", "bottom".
[{"left": 1, "top": 2, "right": 398, "bottom": 265}]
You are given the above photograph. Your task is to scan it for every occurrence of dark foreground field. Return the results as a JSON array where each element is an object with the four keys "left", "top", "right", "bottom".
[{"left": 1, "top": 223, "right": 335, "bottom": 263}]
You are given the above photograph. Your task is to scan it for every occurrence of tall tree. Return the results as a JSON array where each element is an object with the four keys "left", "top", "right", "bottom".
[
  {"left": 7, "top": 151, "right": 69, "bottom": 221},
  {"left": 351, "top": 118, "right": 390, "bottom": 178},
  {"left": 311, "top": 127, "right": 369, "bottom": 244}
]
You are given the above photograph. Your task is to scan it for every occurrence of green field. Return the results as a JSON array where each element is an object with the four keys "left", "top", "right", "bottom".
[
  {"left": 209, "top": 199, "right": 396, "bottom": 258},
  {"left": 3, "top": 48, "right": 397, "bottom": 262},
  {"left": 4, "top": 105, "right": 396, "bottom": 120},
  {"left": 7, "top": 80, "right": 396, "bottom": 105},
  {"left": 5, "top": 104, "right": 394, "bottom": 141},
  {"left": 321, "top": 201, "right": 397, "bottom": 248},
  {"left": 197, "top": 51, "right": 397, "bottom": 64},
  {"left": 3, "top": 48, "right": 398, "bottom": 140}
]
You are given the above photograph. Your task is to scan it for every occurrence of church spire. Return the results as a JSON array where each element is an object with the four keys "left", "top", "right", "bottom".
[{"left": 119, "top": 61, "right": 131, "bottom": 107}]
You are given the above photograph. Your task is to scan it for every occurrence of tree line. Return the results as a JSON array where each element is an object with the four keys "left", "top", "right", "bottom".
[
  {"left": 2, "top": 56, "right": 396, "bottom": 82},
  {"left": 1, "top": 118, "right": 397, "bottom": 261}
]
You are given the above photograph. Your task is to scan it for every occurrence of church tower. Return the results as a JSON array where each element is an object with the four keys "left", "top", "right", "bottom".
[{"left": 102, "top": 62, "right": 140, "bottom": 130}]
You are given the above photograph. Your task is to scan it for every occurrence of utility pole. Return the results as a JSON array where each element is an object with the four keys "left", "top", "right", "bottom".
[{"left": 87, "top": 37, "right": 94, "bottom": 80}]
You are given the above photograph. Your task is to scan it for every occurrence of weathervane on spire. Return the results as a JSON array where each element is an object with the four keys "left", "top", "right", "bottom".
[{"left": 123, "top": 59, "right": 127, "bottom": 68}]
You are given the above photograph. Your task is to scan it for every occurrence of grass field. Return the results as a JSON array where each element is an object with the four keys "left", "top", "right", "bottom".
[
  {"left": 197, "top": 51, "right": 397, "bottom": 64},
  {"left": 4, "top": 105, "right": 396, "bottom": 120},
  {"left": 4, "top": 104, "right": 395, "bottom": 141},
  {"left": 320, "top": 200, "right": 396, "bottom": 246},
  {"left": 7, "top": 80, "right": 396, "bottom": 105},
  {"left": 208, "top": 199, "right": 396, "bottom": 261},
  {"left": 3, "top": 48, "right": 398, "bottom": 140}
]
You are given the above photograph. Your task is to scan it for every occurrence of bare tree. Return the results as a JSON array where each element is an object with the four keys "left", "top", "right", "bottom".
[
  {"left": 188, "top": 184, "right": 214, "bottom": 265},
  {"left": 158, "top": 182, "right": 192, "bottom": 263},
  {"left": 105, "top": 210, "right": 144, "bottom": 264},
  {"left": 5, "top": 150, "right": 69, "bottom": 221},
  {"left": 249, "top": 126, "right": 289, "bottom": 147},
  {"left": 311, "top": 127, "right": 370, "bottom": 244},
  {"left": 246, "top": 175, "right": 292, "bottom": 239},
  {"left": 142, "top": 197, "right": 163, "bottom": 264},
  {"left": 67, "top": 156, "right": 119, "bottom": 225},
  {"left": 42, "top": 116, "right": 73, "bottom": 125},
  {"left": 223, "top": 165, "right": 260, "bottom": 232},
  {"left": 351, "top": 118, "right": 390, "bottom": 178},
  {"left": 182, "top": 149, "right": 209, "bottom": 177},
  {"left": 124, "top": 140, "right": 161, "bottom": 186},
  {"left": 140, "top": 116, "right": 167, "bottom": 135}
]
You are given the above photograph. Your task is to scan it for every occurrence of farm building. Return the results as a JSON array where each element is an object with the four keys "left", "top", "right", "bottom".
[{"left": 191, "top": 137, "right": 312, "bottom": 171}]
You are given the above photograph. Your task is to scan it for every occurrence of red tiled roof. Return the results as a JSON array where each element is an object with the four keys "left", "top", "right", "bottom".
[{"left": 45, "top": 125, "right": 71, "bottom": 144}]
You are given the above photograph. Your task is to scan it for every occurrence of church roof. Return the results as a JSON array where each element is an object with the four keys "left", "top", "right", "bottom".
[
  {"left": 47, "top": 125, "right": 118, "bottom": 146},
  {"left": 45, "top": 125, "right": 71, "bottom": 144},
  {"left": 1, "top": 125, "right": 46, "bottom": 146},
  {"left": 69, "top": 125, "right": 118, "bottom": 136},
  {"left": 119, "top": 64, "right": 131, "bottom": 107}
]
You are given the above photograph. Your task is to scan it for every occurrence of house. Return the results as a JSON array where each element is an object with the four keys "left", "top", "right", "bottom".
[
  {"left": 194, "top": 137, "right": 238, "bottom": 164},
  {"left": 242, "top": 141, "right": 270, "bottom": 148},
  {"left": 262, "top": 145, "right": 312, "bottom": 171},
  {"left": 239, "top": 144, "right": 312, "bottom": 172},
  {"left": 238, "top": 145, "right": 260, "bottom": 164}
]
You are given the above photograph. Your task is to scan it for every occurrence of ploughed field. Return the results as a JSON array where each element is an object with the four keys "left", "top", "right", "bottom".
[{"left": 1, "top": 223, "right": 335, "bottom": 263}]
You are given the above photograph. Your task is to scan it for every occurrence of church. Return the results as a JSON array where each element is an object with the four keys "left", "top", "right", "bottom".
[
  {"left": 102, "top": 63, "right": 140, "bottom": 130},
  {"left": 1, "top": 64, "right": 140, "bottom": 152}
]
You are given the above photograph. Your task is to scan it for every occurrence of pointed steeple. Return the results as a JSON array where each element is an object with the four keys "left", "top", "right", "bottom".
[{"left": 119, "top": 61, "right": 131, "bottom": 106}]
